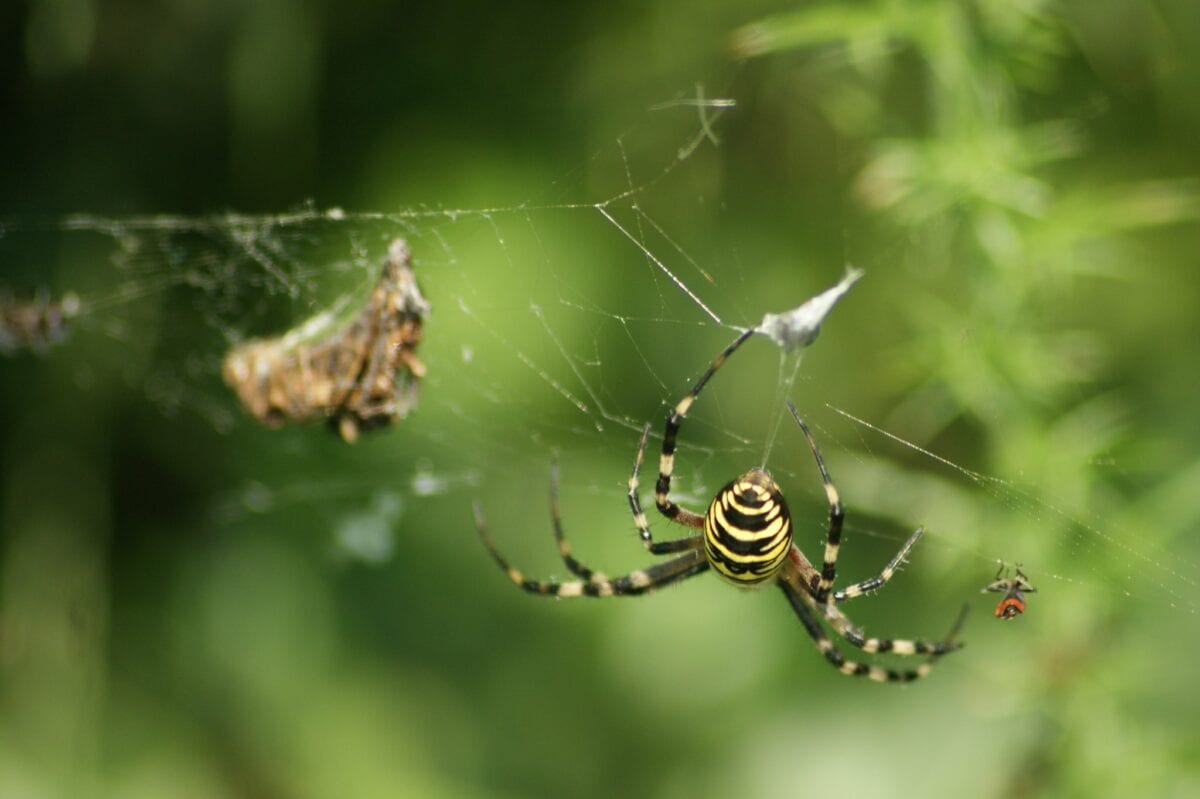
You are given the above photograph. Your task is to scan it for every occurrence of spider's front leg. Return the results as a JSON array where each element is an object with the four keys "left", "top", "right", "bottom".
[
  {"left": 833, "top": 527, "right": 925, "bottom": 603},
  {"left": 778, "top": 569, "right": 965, "bottom": 682},
  {"left": 778, "top": 575, "right": 939, "bottom": 683},
  {"left": 819, "top": 600, "right": 964, "bottom": 657},
  {"left": 474, "top": 462, "right": 710, "bottom": 599}
]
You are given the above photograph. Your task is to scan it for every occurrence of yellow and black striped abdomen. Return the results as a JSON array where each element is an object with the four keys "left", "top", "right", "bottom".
[{"left": 704, "top": 469, "right": 792, "bottom": 585}]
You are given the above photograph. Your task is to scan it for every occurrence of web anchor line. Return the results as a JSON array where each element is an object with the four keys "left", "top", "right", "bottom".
[{"left": 751, "top": 267, "right": 864, "bottom": 466}]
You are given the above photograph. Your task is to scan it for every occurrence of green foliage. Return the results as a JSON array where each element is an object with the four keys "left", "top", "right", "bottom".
[{"left": 2, "top": 1, "right": 1199, "bottom": 797}]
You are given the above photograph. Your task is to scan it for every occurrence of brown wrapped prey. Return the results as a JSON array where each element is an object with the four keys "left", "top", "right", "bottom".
[
  {"left": 222, "top": 239, "right": 430, "bottom": 442},
  {"left": 0, "top": 292, "right": 80, "bottom": 355}
]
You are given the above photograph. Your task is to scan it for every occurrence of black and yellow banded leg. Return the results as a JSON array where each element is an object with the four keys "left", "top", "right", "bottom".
[
  {"left": 629, "top": 422, "right": 707, "bottom": 553},
  {"left": 545, "top": 460, "right": 604, "bottom": 581},
  {"left": 474, "top": 501, "right": 710, "bottom": 597},
  {"left": 833, "top": 527, "right": 924, "bottom": 603},
  {"left": 818, "top": 600, "right": 964, "bottom": 657},
  {"left": 786, "top": 401, "right": 844, "bottom": 602},
  {"left": 655, "top": 327, "right": 757, "bottom": 526},
  {"left": 778, "top": 578, "right": 943, "bottom": 683}
]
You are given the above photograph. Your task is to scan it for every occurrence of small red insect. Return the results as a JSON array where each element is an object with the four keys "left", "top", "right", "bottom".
[{"left": 983, "top": 562, "right": 1036, "bottom": 619}]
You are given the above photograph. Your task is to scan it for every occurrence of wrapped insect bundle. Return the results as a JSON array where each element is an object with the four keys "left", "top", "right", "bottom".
[{"left": 222, "top": 239, "right": 429, "bottom": 442}]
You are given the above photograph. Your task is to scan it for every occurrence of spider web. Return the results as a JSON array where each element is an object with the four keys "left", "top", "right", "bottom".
[{"left": 1, "top": 86, "right": 1197, "bottom": 630}]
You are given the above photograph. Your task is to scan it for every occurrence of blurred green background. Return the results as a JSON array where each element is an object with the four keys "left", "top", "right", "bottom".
[{"left": 3, "top": 1, "right": 1200, "bottom": 796}]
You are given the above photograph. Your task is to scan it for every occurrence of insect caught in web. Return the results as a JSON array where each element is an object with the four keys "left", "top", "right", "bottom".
[
  {"left": 983, "top": 562, "right": 1036, "bottom": 619},
  {"left": 222, "top": 238, "right": 430, "bottom": 443},
  {"left": 474, "top": 328, "right": 965, "bottom": 683},
  {"left": 0, "top": 291, "right": 81, "bottom": 355}
]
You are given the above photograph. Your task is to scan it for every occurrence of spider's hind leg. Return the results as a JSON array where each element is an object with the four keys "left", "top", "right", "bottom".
[
  {"left": 629, "top": 422, "right": 705, "bottom": 555},
  {"left": 786, "top": 402, "right": 845, "bottom": 602},
  {"left": 652, "top": 327, "right": 757, "bottom": 527}
]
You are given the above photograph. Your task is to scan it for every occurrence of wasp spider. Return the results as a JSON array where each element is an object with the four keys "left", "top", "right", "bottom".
[{"left": 475, "top": 327, "right": 965, "bottom": 682}]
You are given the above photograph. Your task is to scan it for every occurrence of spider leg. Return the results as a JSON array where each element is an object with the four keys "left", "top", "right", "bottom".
[
  {"left": 655, "top": 327, "right": 757, "bottom": 526},
  {"left": 943, "top": 603, "right": 971, "bottom": 642},
  {"left": 817, "top": 600, "right": 964, "bottom": 657},
  {"left": 778, "top": 576, "right": 947, "bottom": 683},
  {"left": 833, "top": 527, "right": 924, "bottom": 603},
  {"left": 786, "top": 402, "right": 844, "bottom": 602},
  {"left": 629, "top": 422, "right": 704, "bottom": 554},
  {"left": 474, "top": 501, "right": 708, "bottom": 598},
  {"left": 545, "top": 460, "right": 602, "bottom": 580}
]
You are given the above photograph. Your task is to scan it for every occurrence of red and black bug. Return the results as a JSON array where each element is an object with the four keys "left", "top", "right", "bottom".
[{"left": 983, "top": 562, "right": 1036, "bottom": 619}]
